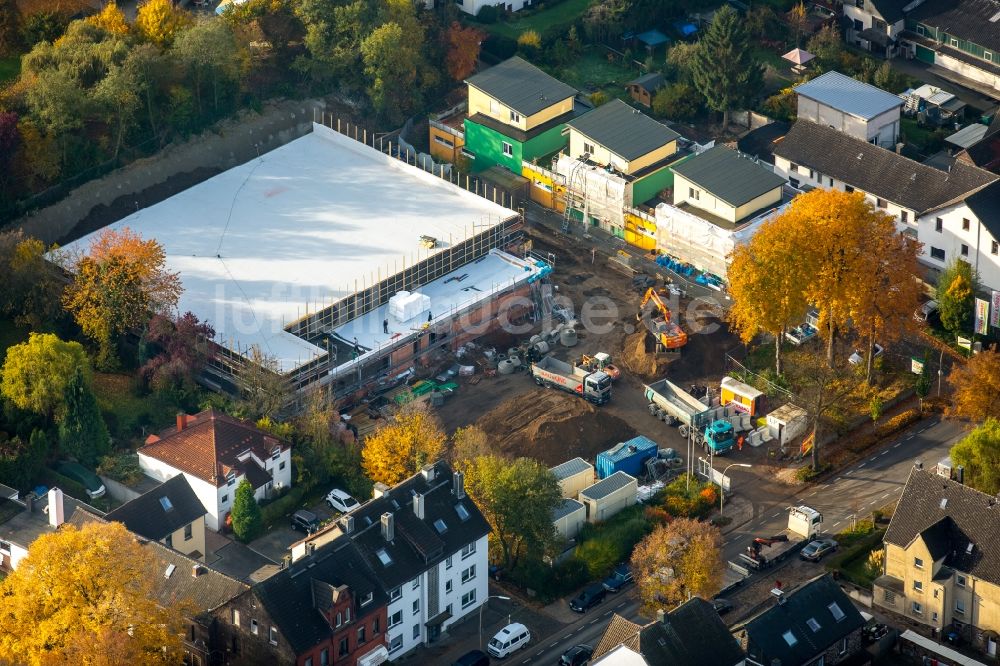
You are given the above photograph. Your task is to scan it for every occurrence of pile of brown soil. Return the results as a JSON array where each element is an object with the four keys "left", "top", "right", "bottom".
[
  {"left": 475, "top": 390, "right": 637, "bottom": 466},
  {"left": 619, "top": 330, "right": 674, "bottom": 380}
]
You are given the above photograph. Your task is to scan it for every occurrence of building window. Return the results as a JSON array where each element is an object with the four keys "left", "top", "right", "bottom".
[
  {"left": 790, "top": 162, "right": 799, "bottom": 172},
  {"left": 412, "top": 579, "right": 420, "bottom": 590},
  {"left": 916, "top": 25, "right": 925, "bottom": 35},
  {"left": 412, "top": 624, "right": 420, "bottom": 640},
  {"left": 462, "top": 589, "right": 477, "bottom": 609},
  {"left": 963, "top": 218, "right": 971, "bottom": 231},
  {"left": 389, "top": 610, "right": 402, "bottom": 628},
  {"left": 961, "top": 244, "right": 969, "bottom": 257},
  {"left": 461, "top": 542, "right": 476, "bottom": 559},
  {"left": 336, "top": 612, "right": 342, "bottom": 628},
  {"left": 883, "top": 590, "right": 896, "bottom": 604},
  {"left": 412, "top": 600, "right": 420, "bottom": 616},
  {"left": 900, "top": 211, "right": 908, "bottom": 224},
  {"left": 502, "top": 142, "right": 513, "bottom": 158},
  {"left": 855, "top": 0, "right": 863, "bottom": 7},
  {"left": 279, "top": 461, "right": 285, "bottom": 471},
  {"left": 876, "top": 198, "right": 887, "bottom": 209},
  {"left": 509, "top": 111, "right": 521, "bottom": 123},
  {"left": 389, "top": 635, "right": 403, "bottom": 652},
  {"left": 250, "top": 619, "right": 258, "bottom": 635},
  {"left": 221, "top": 495, "right": 228, "bottom": 504},
  {"left": 433, "top": 135, "right": 454, "bottom": 149},
  {"left": 912, "top": 601, "right": 922, "bottom": 615},
  {"left": 361, "top": 592, "right": 373, "bottom": 607},
  {"left": 358, "top": 625, "right": 366, "bottom": 645},
  {"left": 165, "top": 534, "right": 173, "bottom": 548},
  {"left": 932, "top": 611, "right": 939, "bottom": 622},
  {"left": 269, "top": 626, "right": 278, "bottom": 646},
  {"left": 689, "top": 187, "right": 700, "bottom": 201},
  {"left": 320, "top": 648, "right": 329, "bottom": 666},
  {"left": 374, "top": 617, "right": 380, "bottom": 634},
  {"left": 985, "top": 51, "right": 993, "bottom": 62},
  {"left": 346, "top": 607, "right": 351, "bottom": 623},
  {"left": 340, "top": 637, "right": 349, "bottom": 657},
  {"left": 936, "top": 217, "right": 943, "bottom": 232},
  {"left": 930, "top": 247, "right": 945, "bottom": 261},
  {"left": 950, "top": 37, "right": 959, "bottom": 47},
  {"left": 839, "top": 638, "right": 848, "bottom": 655},
  {"left": 231, "top": 609, "right": 240, "bottom": 626},
  {"left": 446, "top": 580, "right": 453, "bottom": 593},
  {"left": 914, "top": 580, "right": 923, "bottom": 592},
  {"left": 390, "top": 586, "right": 402, "bottom": 602},
  {"left": 957, "top": 574, "right": 967, "bottom": 588},
  {"left": 992, "top": 241, "right": 998, "bottom": 255},
  {"left": 462, "top": 565, "right": 476, "bottom": 584},
  {"left": 446, "top": 556, "right": 453, "bottom": 570},
  {"left": 583, "top": 142, "right": 595, "bottom": 155},
  {"left": 845, "top": 185, "right": 854, "bottom": 193},
  {"left": 956, "top": 599, "right": 966, "bottom": 615},
  {"left": 305, "top": 659, "right": 312, "bottom": 666},
  {"left": 184, "top": 524, "right": 193, "bottom": 541}
]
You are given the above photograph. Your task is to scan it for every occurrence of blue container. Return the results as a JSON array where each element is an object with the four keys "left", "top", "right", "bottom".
[{"left": 595, "top": 435, "right": 659, "bottom": 479}]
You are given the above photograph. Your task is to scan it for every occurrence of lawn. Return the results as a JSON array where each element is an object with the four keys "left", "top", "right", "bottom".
[
  {"left": 0, "top": 57, "right": 20, "bottom": 85},
  {"left": 550, "top": 49, "right": 642, "bottom": 95},
  {"left": 483, "top": 0, "right": 593, "bottom": 40}
]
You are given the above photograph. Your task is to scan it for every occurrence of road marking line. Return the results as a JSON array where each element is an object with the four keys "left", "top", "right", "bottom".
[
  {"left": 869, "top": 457, "right": 878, "bottom": 463},
  {"left": 907, "top": 435, "right": 915, "bottom": 440},
  {"left": 833, "top": 521, "right": 842, "bottom": 528},
  {"left": 835, "top": 478, "right": 844, "bottom": 483},
  {"left": 536, "top": 652, "right": 544, "bottom": 656},
  {"left": 858, "top": 463, "right": 867, "bottom": 469},
  {"left": 772, "top": 511, "right": 782, "bottom": 518},
  {"left": 893, "top": 443, "right": 902, "bottom": 448},
  {"left": 918, "top": 428, "right": 928, "bottom": 433},
  {"left": 881, "top": 450, "right": 889, "bottom": 456},
  {"left": 883, "top": 492, "right": 892, "bottom": 498}
]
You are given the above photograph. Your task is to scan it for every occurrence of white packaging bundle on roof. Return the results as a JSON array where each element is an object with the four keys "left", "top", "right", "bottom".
[{"left": 388, "top": 291, "right": 431, "bottom": 321}]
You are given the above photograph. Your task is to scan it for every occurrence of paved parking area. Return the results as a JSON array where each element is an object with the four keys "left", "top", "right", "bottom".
[{"left": 250, "top": 498, "right": 338, "bottom": 562}]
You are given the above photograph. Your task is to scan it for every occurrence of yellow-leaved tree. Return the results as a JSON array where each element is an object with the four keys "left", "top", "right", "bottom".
[
  {"left": 948, "top": 347, "right": 1000, "bottom": 421},
  {"left": 62, "top": 226, "right": 181, "bottom": 369},
  {"left": 362, "top": 404, "right": 445, "bottom": 486},
  {"left": 0, "top": 521, "right": 186, "bottom": 664},
  {"left": 136, "top": 0, "right": 192, "bottom": 47},
  {"left": 631, "top": 518, "right": 723, "bottom": 615},
  {"left": 727, "top": 208, "right": 812, "bottom": 376},
  {"left": 87, "top": 2, "right": 130, "bottom": 36}
]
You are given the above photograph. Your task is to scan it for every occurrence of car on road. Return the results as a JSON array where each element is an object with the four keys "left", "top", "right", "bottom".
[
  {"left": 54, "top": 461, "right": 106, "bottom": 499},
  {"left": 559, "top": 644, "right": 594, "bottom": 666},
  {"left": 602, "top": 563, "right": 633, "bottom": 592},
  {"left": 712, "top": 598, "right": 734, "bottom": 615},
  {"left": 914, "top": 300, "right": 939, "bottom": 322},
  {"left": 452, "top": 649, "right": 489, "bottom": 666},
  {"left": 569, "top": 583, "right": 607, "bottom": 613},
  {"left": 800, "top": 538, "right": 838, "bottom": 562},
  {"left": 487, "top": 622, "right": 531, "bottom": 659},
  {"left": 290, "top": 509, "right": 319, "bottom": 534},
  {"left": 325, "top": 488, "right": 359, "bottom": 513},
  {"left": 848, "top": 344, "right": 883, "bottom": 365}
]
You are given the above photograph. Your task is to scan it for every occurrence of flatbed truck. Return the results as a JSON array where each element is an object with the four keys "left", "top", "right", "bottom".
[{"left": 738, "top": 506, "right": 823, "bottom": 570}]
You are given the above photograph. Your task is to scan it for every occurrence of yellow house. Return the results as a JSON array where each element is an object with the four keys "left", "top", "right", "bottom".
[
  {"left": 874, "top": 466, "right": 1000, "bottom": 657},
  {"left": 105, "top": 474, "right": 208, "bottom": 562}
]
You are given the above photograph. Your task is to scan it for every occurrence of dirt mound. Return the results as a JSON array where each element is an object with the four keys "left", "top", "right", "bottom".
[
  {"left": 475, "top": 390, "right": 637, "bottom": 466},
  {"left": 619, "top": 330, "right": 674, "bottom": 380}
]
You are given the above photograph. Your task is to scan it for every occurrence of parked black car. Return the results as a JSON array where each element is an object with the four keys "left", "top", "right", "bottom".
[
  {"left": 712, "top": 598, "right": 734, "bottom": 615},
  {"left": 569, "top": 584, "right": 607, "bottom": 613},
  {"left": 559, "top": 644, "right": 594, "bottom": 665},
  {"left": 602, "top": 563, "right": 633, "bottom": 592},
  {"left": 453, "top": 649, "right": 490, "bottom": 666},
  {"left": 290, "top": 509, "right": 319, "bottom": 534}
]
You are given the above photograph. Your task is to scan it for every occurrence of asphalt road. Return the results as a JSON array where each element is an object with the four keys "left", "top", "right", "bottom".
[{"left": 533, "top": 416, "right": 969, "bottom": 665}]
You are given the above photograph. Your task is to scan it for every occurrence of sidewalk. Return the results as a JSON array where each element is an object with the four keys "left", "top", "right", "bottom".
[{"left": 395, "top": 586, "right": 566, "bottom": 664}]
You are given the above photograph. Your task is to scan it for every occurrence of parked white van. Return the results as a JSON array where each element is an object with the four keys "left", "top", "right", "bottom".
[{"left": 487, "top": 622, "right": 531, "bottom": 658}]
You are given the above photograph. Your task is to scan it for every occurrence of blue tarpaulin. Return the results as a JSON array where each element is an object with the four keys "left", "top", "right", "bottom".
[
  {"left": 674, "top": 21, "right": 699, "bottom": 37},
  {"left": 636, "top": 29, "right": 670, "bottom": 48}
]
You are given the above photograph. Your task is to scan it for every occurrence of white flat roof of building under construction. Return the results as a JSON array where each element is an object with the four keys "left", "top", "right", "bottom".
[{"left": 60, "top": 123, "right": 517, "bottom": 372}]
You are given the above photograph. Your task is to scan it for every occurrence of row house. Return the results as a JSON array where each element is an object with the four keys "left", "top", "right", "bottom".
[{"left": 773, "top": 119, "right": 1000, "bottom": 291}]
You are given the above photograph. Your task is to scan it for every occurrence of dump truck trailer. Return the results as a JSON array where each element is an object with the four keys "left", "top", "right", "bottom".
[
  {"left": 644, "top": 378, "right": 713, "bottom": 429},
  {"left": 531, "top": 356, "right": 612, "bottom": 404}
]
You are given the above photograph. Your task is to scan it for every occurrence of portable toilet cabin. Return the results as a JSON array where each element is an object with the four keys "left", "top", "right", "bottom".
[
  {"left": 550, "top": 458, "right": 596, "bottom": 499},
  {"left": 720, "top": 376, "right": 765, "bottom": 416},
  {"left": 595, "top": 436, "right": 658, "bottom": 479},
  {"left": 766, "top": 403, "right": 809, "bottom": 448}
]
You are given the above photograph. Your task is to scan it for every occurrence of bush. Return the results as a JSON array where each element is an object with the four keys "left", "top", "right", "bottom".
[
  {"left": 874, "top": 408, "right": 920, "bottom": 438},
  {"left": 589, "top": 91, "right": 609, "bottom": 107},
  {"left": 477, "top": 5, "right": 498, "bottom": 23},
  {"left": 96, "top": 453, "right": 143, "bottom": 486},
  {"left": 574, "top": 537, "right": 619, "bottom": 578},
  {"left": 651, "top": 83, "right": 701, "bottom": 121},
  {"left": 482, "top": 34, "right": 517, "bottom": 60},
  {"left": 795, "top": 463, "right": 831, "bottom": 482},
  {"left": 260, "top": 486, "right": 307, "bottom": 526}
]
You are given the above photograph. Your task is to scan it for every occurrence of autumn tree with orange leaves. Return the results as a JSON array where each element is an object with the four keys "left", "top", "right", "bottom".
[
  {"left": 63, "top": 227, "right": 181, "bottom": 369},
  {"left": 631, "top": 518, "right": 722, "bottom": 614},
  {"left": 445, "top": 22, "right": 484, "bottom": 82},
  {"left": 948, "top": 346, "right": 1000, "bottom": 421}
]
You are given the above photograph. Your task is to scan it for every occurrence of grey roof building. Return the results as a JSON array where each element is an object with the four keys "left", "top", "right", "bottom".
[
  {"left": 671, "top": 145, "right": 787, "bottom": 207},
  {"left": 774, "top": 120, "right": 997, "bottom": 213},
  {"left": 104, "top": 474, "right": 206, "bottom": 543},
  {"left": 734, "top": 574, "right": 866, "bottom": 666},
  {"left": 794, "top": 71, "right": 903, "bottom": 121},
  {"left": 580, "top": 471, "right": 637, "bottom": 501},
  {"left": 552, "top": 497, "right": 585, "bottom": 522},
  {"left": 550, "top": 457, "right": 593, "bottom": 481},
  {"left": 566, "top": 99, "right": 680, "bottom": 162},
  {"left": 593, "top": 599, "right": 745, "bottom": 665},
  {"left": 465, "top": 56, "right": 578, "bottom": 117}
]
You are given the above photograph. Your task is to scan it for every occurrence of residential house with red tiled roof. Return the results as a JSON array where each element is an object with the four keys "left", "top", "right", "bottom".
[{"left": 138, "top": 410, "right": 292, "bottom": 531}]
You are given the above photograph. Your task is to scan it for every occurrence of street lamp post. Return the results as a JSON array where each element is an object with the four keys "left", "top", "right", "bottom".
[
  {"left": 479, "top": 595, "right": 511, "bottom": 650},
  {"left": 720, "top": 463, "right": 752, "bottom": 515}
]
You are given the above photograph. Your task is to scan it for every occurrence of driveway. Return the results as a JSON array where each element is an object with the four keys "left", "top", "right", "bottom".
[{"left": 250, "top": 497, "right": 339, "bottom": 562}]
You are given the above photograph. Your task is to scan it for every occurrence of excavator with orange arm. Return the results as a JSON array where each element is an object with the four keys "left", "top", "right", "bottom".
[{"left": 636, "top": 287, "right": 687, "bottom": 350}]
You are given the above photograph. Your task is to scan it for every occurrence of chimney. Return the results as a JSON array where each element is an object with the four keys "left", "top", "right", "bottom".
[
  {"left": 176, "top": 413, "right": 187, "bottom": 431},
  {"left": 958, "top": 466, "right": 965, "bottom": 485},
  {"left": 373, "top": 482, "right": 390, "bottom": 499},
  {"left": 339, "top": 514, "right": 355, "bottom": 534},
  {"left": 47, "top": 487, "right": 64, "bottom": 528},
  {"left": 24, "top": 491, "right": 35, "bottom": 514},
  {"left": 381, "top": 512, "right": 394, "bottom": 542},
  {"left": 915, "top": 460, "right": 924, "bottom": 471},
  {"left": 453, "top": 471, "right": 466, "bottom": 499},
  {"left": 421, "top": 464, "right": 436, "bottom": 482},
  {"left": 191, "top": 564, "right": 202, "bottom": 578},
  {"left": 656, "top": 609, "right": 665, "bottom": 623},
  {"left": 281, "top": 555, "right": 291, "bottom": 570},
  {"left": 306, "top": 542, "right": 316, "bottom": 557},
  {"left": 413, "top": 493, "right": 425, "bottom": 519},
  {"left": 896, "top": 142, "right": 905, "bottom": 154}
]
